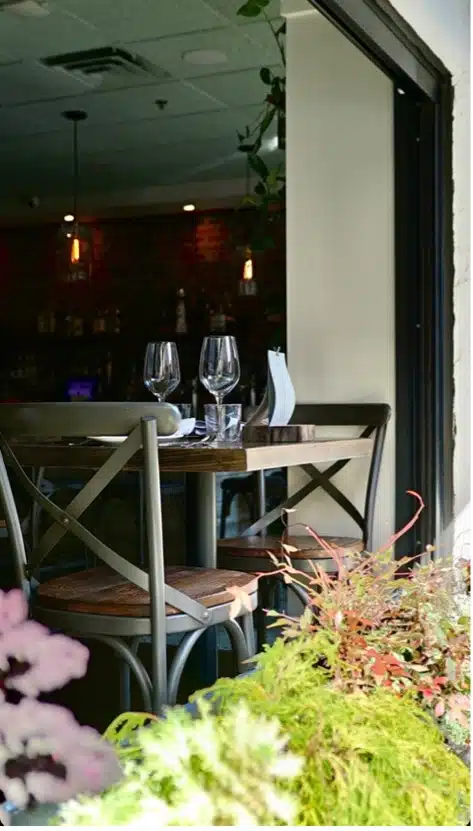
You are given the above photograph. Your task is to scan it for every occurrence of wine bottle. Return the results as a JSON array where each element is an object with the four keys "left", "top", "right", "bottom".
[{"left": 175, "top": 288, "right": 188, "bottom": 335}]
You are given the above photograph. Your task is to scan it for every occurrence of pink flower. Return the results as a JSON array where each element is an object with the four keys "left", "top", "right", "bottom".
[
  {"left": 0, "top": 591, "right": 27, "bottom": 635},
  {"left": 0, "top": 700, "right": 121, "bottom": 807},
  {"left": 0, "top": 621, "right": 89, "bottom": 697},
  {"left": 0, "top": 590, "right": 120, "bottom": 812}
]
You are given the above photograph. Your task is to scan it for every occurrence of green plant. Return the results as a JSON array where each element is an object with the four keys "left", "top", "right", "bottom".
[
  {"left": 55, "top": 701, "right": 302, "bottom": 826},
  {"left": 226, "top": 492, "right": 470, "bottom": 746},
  {"left": 196, "top": 644, "right": 470, "bottom": 826},
  {"left": 237, "top": 0, "right": 286, "bottom": 246}
]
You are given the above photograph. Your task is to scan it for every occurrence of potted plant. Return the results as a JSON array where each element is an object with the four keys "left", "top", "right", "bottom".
[{"left": 4, "top": 492, "right": 470, "bottom": 826}]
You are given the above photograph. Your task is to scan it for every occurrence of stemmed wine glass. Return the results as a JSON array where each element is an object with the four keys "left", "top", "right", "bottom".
[
  {"left": 144, "top": 341, "right": 180, "bottom": 402},
  {"left": 199, "top": 335, "right": 240, "bottom": 441}
]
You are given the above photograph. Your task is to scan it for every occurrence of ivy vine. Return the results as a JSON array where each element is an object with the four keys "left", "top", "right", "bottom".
[{"left": 237, "top": 0, "right": 286, "bottom": 247}]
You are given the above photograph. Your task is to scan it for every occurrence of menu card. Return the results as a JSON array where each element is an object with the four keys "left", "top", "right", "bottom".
[{"left": 245, "top": 349, "right": 296, "bottom": 428}]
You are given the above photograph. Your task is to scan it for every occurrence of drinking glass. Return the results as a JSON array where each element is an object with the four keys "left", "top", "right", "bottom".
[
  {"left": 204, "top": 404, "right": 242, "bottom": 442},
  {"left": 143, "top": 342, "right": 180, "bottom": 402},
  {"left": 199, "top": 336, "right": 240, "bottom": 441}
]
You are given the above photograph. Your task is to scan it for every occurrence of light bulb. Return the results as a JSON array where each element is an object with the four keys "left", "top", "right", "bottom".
[
  {"left": 64, "top": 213, "right": 74, "bottom": 222},
  {"left": 243, "top": 257, "right": 253, "bottom": 281},
  {"left": 183, "top": 203, "right": 195, "bottom": 212},
  {"left": 70, "top": 236, "right": 80, "bottom": 264},
  {"left": 242, "top": 247, "right": 253, "bottom": 281}
]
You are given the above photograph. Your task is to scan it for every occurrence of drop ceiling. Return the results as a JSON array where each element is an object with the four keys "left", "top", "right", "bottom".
[{"left": 0, "top": 0, "right": 285, "bottom": 218}]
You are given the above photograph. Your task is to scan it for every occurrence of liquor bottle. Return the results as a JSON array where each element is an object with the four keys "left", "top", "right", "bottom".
[
  {"left": 175, "top": 288, "right": 188, "bottom": 335},
  {"left": 191, "top": 377, "right": 198, "bottom": 417},
  {"left": 105, "top": 351, "right": 113, "bottom": 392},
  {"left": 93, "top": 309, "right": 106, "bottom": 334},
  {"left": 210, "top": 305, "right": 226, "bottom": 333}
]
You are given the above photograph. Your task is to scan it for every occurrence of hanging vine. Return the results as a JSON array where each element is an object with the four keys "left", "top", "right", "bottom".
[{"left": 237, "top": 0, "right": 286, "bottom": 247}]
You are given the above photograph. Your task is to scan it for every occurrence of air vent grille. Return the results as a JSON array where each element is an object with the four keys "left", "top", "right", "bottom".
[{"left": 41, "top": 47, "right": 170, "bottom": 80}]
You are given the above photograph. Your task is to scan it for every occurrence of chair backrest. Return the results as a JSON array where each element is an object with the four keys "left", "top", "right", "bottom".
[
  {"left": 0, "top": 402, "right": 180, "bottom": 439},
  {"left": 289, "top": 403, "right": 391, "bottom": 551},
  {"left": 0, "top": 403, "right": 212, "bottom": 709}
]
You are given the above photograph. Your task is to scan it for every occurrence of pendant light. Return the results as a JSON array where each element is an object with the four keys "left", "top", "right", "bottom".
[
  {"left": 239, "top": 157, "right": 257, "bottom": 296},
  {"left": 58, "top": 110, "right": 92, "bottom": 282}
]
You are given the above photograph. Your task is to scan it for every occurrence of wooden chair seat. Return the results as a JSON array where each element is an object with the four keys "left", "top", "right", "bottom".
[
  {"left": 37, "top": 565, "right": 258, "bottom": 618},
  {"left": 218, "top": 534, "right": 364, "bottom": 566}
]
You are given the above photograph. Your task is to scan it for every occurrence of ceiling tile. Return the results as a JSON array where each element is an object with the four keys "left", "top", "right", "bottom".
[
  {"left": 56, "top": 0, "right": 227, "bottom": 42},
  {"left": 0, "top": 104, "right": 262, "bottom": 158},
  {"left": 0, "top": 0, "right": 285, "bottom": 209},
  {"left": 0, "top": 60, "right": 100, "bottom": 106},
  {"left": 6, "top": 79, "right": 225, "bottom": 135},
  {"left": 126, "top": 23, "right": 280, "bottom": 80},
  {"left": 0, "top": 106, "right": 46, "bottom": 138},
  {"left": 0, "top": 7, "right": 102, "bottom": 61},
  {"left": 192, "top": 65, "right": 281, "bottom": 107},
  {"left": 204, "top": 0, "right": 281, "bottom": 24}
]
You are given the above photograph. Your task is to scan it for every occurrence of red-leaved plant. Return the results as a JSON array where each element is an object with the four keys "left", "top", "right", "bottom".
[{"left": 229, "top": 492, "right": 470, "bottom": 748}]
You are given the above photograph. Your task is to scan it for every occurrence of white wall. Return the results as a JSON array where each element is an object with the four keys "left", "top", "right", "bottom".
[
  {"left": 282, "top": 3, "right": 395, "bottom": 550},
  {"left": 387, "top": 0, "right": 470, "bottom": 559}
]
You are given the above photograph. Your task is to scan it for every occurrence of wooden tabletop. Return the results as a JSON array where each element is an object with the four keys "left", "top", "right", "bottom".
[{"left": 9, "top": 438, "right": 373, "bottom": 474}]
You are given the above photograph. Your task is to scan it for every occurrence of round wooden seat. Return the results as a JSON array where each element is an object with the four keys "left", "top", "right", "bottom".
[
  {"left": 37, "top": 565, "right": 258, "bottom": 618},
  {"left": 217, "top": 535, "right": 364, "bottom": 573}
]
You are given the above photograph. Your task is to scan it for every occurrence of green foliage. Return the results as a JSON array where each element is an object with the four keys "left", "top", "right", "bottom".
[
  {"left": 54, "top": 700, "right": 302, "bottom": 827},
  {"left": 197, "top": 644, "right": 470, "bottom": 826},
  {"left": 261, "top": 547, "right": 471, "bottom": 746},
  {"left": 236, "top": 0, "right": 286, "bottom": 248}
]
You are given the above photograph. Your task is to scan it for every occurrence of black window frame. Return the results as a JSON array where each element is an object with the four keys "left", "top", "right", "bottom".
[{"left": 307, "top": 0, "right": 454, "bottom": 555}]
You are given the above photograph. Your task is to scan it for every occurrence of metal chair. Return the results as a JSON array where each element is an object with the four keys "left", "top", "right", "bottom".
[
  {"left": 0, "top": 402, "right": 258, "bottom": 715},
  {"left": 218, "top": 403, "right": 391, "bottom": 639}
]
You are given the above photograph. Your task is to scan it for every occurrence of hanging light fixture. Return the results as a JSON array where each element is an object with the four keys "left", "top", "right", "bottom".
[
  {"left": 239, "top": 157, "right": 257, "bottom": 296},
  {"left": 58, "top": 110, "right": 92, "bottom": 283}
]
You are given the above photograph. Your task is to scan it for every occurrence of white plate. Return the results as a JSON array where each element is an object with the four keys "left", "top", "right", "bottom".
[{"left": 89, "top": 418, "right": 195, "bottom": 445}]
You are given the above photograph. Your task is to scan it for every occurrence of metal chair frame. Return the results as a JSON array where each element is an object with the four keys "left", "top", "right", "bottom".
[
  {"left": 233, "top": 403, "right": 391, "bottom": 556},
  {"left": 0, "top": 403, "right": 257, "bottom": 714}
]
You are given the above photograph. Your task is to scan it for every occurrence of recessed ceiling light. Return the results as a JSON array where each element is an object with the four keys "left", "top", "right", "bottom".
[
  {"left": 183, "top": 204, "right": 195, "bottom": 212},
  {"left": 64, "top": 213, "right": 74, "bottom": 222},
  {"left": 182, "top": 49, "right": 227, "bottom": 66}
]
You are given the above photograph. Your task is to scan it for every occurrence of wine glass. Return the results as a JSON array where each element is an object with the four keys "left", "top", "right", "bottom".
[
  {"left": 199, "top": 336, "right": 240, "bottom": 441},
  {"left": 143, "top": 342, "right": 180, "bottom": 402}
]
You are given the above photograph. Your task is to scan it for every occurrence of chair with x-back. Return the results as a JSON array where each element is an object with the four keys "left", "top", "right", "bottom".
[
  {"left": 217, "top": 403, "right": 391, "bottom": 642},
  {"left": 0, "top": 402, "right": 258, "bottom": 714}
]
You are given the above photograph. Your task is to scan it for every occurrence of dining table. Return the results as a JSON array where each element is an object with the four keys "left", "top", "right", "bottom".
[
  {"left": 10, "top": 436, "right": 373, "bottom": 568},
  {"left": 10, "top": 435, "right": 373, "bottom": 687}
]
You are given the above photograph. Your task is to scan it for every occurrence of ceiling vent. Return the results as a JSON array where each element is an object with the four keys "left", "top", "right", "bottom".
[
  {"left": 0, "top": 0, "right": 50, "bottom": 15},
  {"left": 41, "top": 47, "right": 170, "bottom": 81}
]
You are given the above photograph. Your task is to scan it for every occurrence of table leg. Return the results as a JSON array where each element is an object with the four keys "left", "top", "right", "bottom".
[
  {"left": 256, "top": 470, "right": 266, "bottom": 519},
  {"left": 186, "top": 472, "right": 218, "bottom": 687}
]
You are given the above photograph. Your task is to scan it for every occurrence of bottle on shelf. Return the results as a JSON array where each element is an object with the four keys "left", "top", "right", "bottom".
[
  {"left": 210, "top": 305, "right": 226, "bottom": 333},
  {"left": 106, "top": 308, "right": 121, "bottom": 335},
  {"left": 191, "top": 377, "right": 198, "bottom": 417},
  {"left": 72, "top": 316, "right": 84, "bottom": 337},
  {"left": 175, "top": 288, "right": 188, "bottom": 335},
  {"left": 105, "top": 351, "right": 113, "bottom": 392},
  {"left": 93, "top": 309, "right": 107, "bottom": 334}
]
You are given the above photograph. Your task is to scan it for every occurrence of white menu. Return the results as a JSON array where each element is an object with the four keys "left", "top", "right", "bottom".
[
  {"left": 245, "top": 349, "right": 296, "bottom": 428},
  {"left": 267, "top": 349, "right": 296, "bottom": 426}
]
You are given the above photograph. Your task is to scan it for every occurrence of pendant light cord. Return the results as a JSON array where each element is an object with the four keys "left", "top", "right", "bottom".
[
  {"left": 245, "top": 156, "right": 250, "bottom": 199},
  {"left": 73, "top": 119, "right": 78, "bottom": 235}
]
